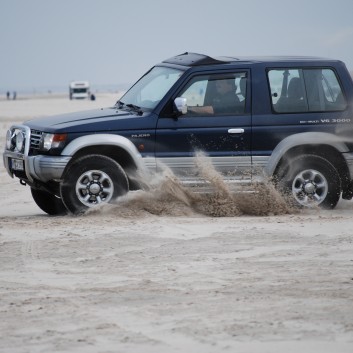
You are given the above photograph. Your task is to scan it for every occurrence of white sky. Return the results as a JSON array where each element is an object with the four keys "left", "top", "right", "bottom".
[{"left": 1, "top": 0, "right": 353, "bottom": 92}]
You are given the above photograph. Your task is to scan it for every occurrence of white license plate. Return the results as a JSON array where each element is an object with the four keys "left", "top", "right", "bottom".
[{"left": 11, "top": 158, "right": 24, "bottom": 171}]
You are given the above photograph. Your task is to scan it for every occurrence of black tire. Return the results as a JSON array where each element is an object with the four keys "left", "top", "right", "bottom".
[
  {"left": 31, "top": 188, "right": 68, "bottom": 216},
  {"left": 60, "top": 154, "right": 129, "bottom": 215},
  {"left": 276, "top": 154, "right": 341, "bottom": 209}
]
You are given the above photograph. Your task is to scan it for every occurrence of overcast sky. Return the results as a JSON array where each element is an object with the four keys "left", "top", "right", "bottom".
[{"left": 1, "top": 0, "right": 353, "bottom": 92}]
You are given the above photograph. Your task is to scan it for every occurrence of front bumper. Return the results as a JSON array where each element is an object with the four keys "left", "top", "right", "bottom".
[
  {"left": 3, "top": 150, "right": 71, "bottom": 183},
  {"left": 3, "top": 124, "right": 71, "bottom": 183}
]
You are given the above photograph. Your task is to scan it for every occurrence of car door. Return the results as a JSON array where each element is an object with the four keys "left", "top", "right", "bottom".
[{"left": 155, "top": 70, "right": 252, "bottom": 181}]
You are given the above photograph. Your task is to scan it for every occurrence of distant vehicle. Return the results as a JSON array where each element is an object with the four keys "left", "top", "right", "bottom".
[{"left": 69, "top": 81, "right": 90, "bottom": 99}]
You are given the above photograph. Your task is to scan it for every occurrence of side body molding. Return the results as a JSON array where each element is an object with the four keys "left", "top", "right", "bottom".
[
  {"left": 61, "top": 134, "right": 147, "bottom": 172},
  {"left": 265, "top": 132, "right": 349, "bottom": 176}
]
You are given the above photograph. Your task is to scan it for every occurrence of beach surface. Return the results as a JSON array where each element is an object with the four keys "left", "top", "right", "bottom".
[{"left": 0, "top": 94, "right": 353, "bottom": 353}]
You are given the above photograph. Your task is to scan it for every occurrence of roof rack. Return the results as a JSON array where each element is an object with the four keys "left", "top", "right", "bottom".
[{"left": 163, "top": 52, "right": 234, "bottom": 66}]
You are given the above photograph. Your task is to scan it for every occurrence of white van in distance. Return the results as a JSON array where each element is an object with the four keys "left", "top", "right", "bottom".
[{"left": 69, "top": 81, "right": 90, "bottom": 99}]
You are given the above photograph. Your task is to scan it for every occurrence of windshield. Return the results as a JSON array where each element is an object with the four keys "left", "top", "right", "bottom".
[{"left": 118, "top": 66, "right": 183, "bottom": 110}]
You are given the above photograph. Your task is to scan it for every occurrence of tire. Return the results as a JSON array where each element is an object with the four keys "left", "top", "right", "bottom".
[
  {"left": 31, "top": 188, "right": 68, "bottom": 216},
  {"left": 60, "top": 154, "right": 129, "bottom": 215},
  {"left": 276, "top": 154, "right": 341, "bottom": 209}
]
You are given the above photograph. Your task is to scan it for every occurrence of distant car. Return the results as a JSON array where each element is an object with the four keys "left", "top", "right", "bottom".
[{"left": 3, "top": 52, "right": 353, "bottom": 214}]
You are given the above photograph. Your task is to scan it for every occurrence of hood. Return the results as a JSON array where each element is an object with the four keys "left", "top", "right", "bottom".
[{"left": 24, "top": 106, "right": 154, "bottom": 133}]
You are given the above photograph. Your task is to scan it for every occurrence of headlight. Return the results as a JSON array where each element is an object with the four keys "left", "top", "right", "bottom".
[
  {"left": 42, "top": 133, "right": 67, "bottom": 151},
  {"left": 15, "top": 130, "right": 25, "bottom": 152},
  {"left": 4, "top": 126, "right": 29, "bottom": 153},
  {"left": 42, "top": 133, "right": 54, "bottom": 151},
  {"left": 6, "top": 129, "right": 15, "bottom": 150}
]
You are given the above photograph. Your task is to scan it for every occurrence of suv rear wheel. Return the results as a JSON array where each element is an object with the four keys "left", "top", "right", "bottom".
[
  {"left": 60, "top": 155, "right": 129, "bottom": 215},
  {"left": 276, "top": 154, "right": 341, "bottom": 209}
]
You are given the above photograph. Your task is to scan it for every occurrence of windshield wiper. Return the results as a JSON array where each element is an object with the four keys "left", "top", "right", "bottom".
[
  {"left": 115, "top": 101, "right": 143, "bottom": 115},
  {"left": 126, "top": 103, "right": 143, "bottom": 115}
]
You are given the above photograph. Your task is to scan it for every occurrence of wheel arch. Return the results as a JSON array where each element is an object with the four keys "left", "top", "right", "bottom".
[
  {"left": 61, "top": 134, "right": 147, "bottom": 187},
  {"left": 266, "top": 132, "right": 350, "bottom": 186}
]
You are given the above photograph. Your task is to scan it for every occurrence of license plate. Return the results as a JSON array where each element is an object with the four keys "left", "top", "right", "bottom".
[{"left": 11, "top": 158, "right": 24, "bottom": 171}]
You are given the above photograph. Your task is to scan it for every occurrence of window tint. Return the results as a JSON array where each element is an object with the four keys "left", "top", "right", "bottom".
[
  {"left": 268, "top": 68, "right": 346, "bottom": 113},
  {"left": 178, "top": 72, "right": 247, "bottom": 116}
]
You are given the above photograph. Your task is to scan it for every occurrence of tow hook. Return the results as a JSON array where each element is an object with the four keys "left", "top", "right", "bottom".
[{"left": 20, "top": 179, "right": 27, "bottom": 186}]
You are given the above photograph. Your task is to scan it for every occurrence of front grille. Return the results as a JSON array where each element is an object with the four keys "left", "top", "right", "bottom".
[{"left": 30, "top": 130, "right": 43, "bottom": 150}]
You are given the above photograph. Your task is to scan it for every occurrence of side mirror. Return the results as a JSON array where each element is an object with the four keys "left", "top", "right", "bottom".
[{"left": 174, "top": 97, "right": 187, "bottom": 115}]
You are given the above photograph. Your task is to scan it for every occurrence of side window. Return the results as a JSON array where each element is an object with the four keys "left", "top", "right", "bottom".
[
  {"left": 178, "top": 77, "right": 208, "bottom": 107},
  {"left": 268, "top": 69, "right": 308, "bottom": 113},
  {"left": 304, "top": 69, "right": 347, "bottom": 111},
  {"left": 268, "top": 68, "right": 346, "bottom": 113},
  {"left": 178, "top": 72, "right": 247, "bottom": 116}
]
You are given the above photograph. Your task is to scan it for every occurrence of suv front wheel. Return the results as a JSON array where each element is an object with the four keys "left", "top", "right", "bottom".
[
  {"left": 276, "top": 154, "right": 341, "bottom": 209},
  {"left": 60, "top": 154, "right": 129, "bottom": 214}
]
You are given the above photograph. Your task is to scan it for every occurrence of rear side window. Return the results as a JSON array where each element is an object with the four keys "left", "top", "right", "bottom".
[{"left": 268, "top": 68, "right": 347, "bottom": 113}]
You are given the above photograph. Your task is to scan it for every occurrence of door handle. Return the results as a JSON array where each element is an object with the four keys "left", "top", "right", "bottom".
[{"left": 228, "top": 128, "right": 244, "bottom": 134}]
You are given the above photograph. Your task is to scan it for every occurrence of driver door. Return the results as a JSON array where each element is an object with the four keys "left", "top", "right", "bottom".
[{"left": 155, "top": 71, "right": 252, "bottom": 181}]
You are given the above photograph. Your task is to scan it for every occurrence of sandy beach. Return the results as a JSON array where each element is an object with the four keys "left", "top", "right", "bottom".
[{"left": 0, "top": 94, "right": 353, "bottom": 353}]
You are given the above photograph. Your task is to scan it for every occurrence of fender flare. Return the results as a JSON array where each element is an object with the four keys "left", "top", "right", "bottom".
[
  {"left": 265, "top": 132, "right": 349, "bottom": 176},
  {"left": 61, "top": 134, "right": 147, "bottom": 172}
]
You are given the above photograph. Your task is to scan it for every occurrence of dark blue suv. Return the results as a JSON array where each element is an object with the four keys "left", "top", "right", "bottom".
[{"left": 3, "top": 52, "right": 353, "bottom": 214}]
